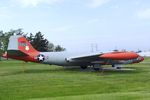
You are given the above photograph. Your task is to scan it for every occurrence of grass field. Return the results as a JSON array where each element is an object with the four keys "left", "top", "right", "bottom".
[{"left": 0, "top": 58, "right": 150, "bottom": 100}]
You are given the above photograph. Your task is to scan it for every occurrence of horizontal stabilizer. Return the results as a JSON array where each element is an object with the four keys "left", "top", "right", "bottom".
[{"left": 7, "top": 50, "right": 28, "bottom": 57}]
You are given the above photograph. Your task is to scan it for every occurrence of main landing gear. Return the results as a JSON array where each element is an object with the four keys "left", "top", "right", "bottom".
[
  {"left": 93, "top": 64, "right": 102, "bottom": 71},
  {"left": 80, "top": 66, "right": 88, "bottom": 69},
  {"left": 112, "top": 64, "right": 122, "bottom": 69},
  {"left": 80, "top": 64, "right": 103, "bottom": 71}
]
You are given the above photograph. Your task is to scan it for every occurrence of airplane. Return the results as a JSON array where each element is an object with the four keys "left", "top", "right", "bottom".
[{"left": 2, "top": 35, "right": 144, "bottom": 70}]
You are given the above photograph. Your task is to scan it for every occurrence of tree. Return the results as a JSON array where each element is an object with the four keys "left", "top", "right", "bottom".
[
  {"left": 30, "top": 32, "right": 49, "bottom": 52},
  {"left": 1, "top": 29, "right": 24, "bottom": 51},
  {"left": 48, "top": 43, "right": 55, "bottom": 52},
  {"left": 0, "top": 31, "right": 3, "bottom": 37},
  {"left": 0, "top": 32, "right": 3, "bottom": 61},
  {"left": 0, "top": 29, "right": 66, "bottom": 52},
  {"left": 0, "top": 43, "right": 3, "bottom": 60},
  {"left": 0, "top": 31, "right": 6, "bottom": 51},
  {"left": 0, "top": 49, "right": 3, "bottom": 59},
  {"left": 55, "top": 45, "right": 66, "bottom": 52},
  {"left": 29, "top": 32, "right": 66, "bottom": 52},
  {"left": 10, "top": 28, "right": 23, "bottom": 35},
  {"left": 0, "top": 51, "right": 2, "bottom": 61},
  {"left": 27, "top": 33, "right": 34, "bottom": 41}
]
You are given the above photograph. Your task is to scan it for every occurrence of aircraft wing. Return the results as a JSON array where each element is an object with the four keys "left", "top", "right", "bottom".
[
  {"left": 67, "top": 52, "right": 104, "bottom": 62},
  {"left": 67, "top": 51, "right": 140, "bottom": 62}
]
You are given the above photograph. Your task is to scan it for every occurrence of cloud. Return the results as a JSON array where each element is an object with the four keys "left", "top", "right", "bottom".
[
  {"left": 13, "top": 0, "right": 64, "bottom": 7},
  {"left": 137, "top": 9, "right": 150, "bottom": 19},
  {"left": 88, "top": 0, "right": 110, "bottom": 8}
]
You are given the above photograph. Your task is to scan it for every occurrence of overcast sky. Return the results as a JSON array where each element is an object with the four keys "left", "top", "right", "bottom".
[{"left": 0, "top": 0, "right": 150, "bottom": 52}]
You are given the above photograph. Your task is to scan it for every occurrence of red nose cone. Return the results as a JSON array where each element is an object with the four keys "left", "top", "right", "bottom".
[{"left": 100, "top": 52, "right": 139, "bottom": 60}]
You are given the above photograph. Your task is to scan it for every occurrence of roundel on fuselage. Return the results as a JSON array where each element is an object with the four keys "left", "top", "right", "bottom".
[{"left": 37, "top": 54, "right": 45, "bottom": 62}]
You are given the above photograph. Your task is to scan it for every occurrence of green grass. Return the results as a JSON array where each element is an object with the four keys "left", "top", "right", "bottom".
[
  {"left": 0, "top": 59, "right": 150, "bottom": 100},
  {"left": 29, "top": 92, "right": 150, "bottom": 100}
]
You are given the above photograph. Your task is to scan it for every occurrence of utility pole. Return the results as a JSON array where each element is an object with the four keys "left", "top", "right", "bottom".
[
  {"left": 91, "top": 43, "right": 99, "bottom": 52},
  {"left": 91, "top": 43, "right": 94, "bottom": 52}
]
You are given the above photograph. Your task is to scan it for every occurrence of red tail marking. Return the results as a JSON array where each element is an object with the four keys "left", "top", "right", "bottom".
[
  {"left": 18, "top": 37, "right": 39, "bottom": 56},
  {"left": 17, "top": 37, "right": 40, "bottom": 62}
]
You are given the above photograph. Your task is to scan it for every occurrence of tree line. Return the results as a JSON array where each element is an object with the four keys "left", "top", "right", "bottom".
[{"left": 0, "top": 29, "right": 66, "bottom": 57}]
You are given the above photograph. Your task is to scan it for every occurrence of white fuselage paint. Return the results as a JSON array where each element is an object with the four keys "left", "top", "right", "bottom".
[{"left": 40, "top": 52, "right": 91, "bottom": 66}]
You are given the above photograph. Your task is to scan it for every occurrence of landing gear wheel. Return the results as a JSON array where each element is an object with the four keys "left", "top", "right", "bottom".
[
  {"left": 116, "top": 67, "right": 121, "bottom": 69},
  {"left": 80, "top": 66, "right": 87, "bottom": 69},
  {"left": 112, "top": 64, "right": 122, "bottom": 70},
  {"left": 112, "top": 64, "right": 115, "bottom": 67}
]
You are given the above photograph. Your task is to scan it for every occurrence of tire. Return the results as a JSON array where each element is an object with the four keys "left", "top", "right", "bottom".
[{"left": 112, "top": 64, "right": 115, "bottom": 67}]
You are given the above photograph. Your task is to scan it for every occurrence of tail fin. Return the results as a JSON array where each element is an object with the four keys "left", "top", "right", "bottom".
[{"left": 7, "top": 35, "right": 39, "bottom": 57}]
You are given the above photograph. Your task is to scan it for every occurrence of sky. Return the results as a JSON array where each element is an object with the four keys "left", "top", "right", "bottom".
[{"left": 0, "top": 0, "right": 150, "bottom": 52}]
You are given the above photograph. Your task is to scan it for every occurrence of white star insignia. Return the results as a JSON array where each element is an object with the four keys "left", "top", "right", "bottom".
[{"left": 37, "top": 54, "right": 45, "bottom": 62}]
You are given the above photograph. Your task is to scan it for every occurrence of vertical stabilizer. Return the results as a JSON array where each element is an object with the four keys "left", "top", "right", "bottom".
[{"left": 7, "top": 35, "right": 39, "bottom": 57}]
